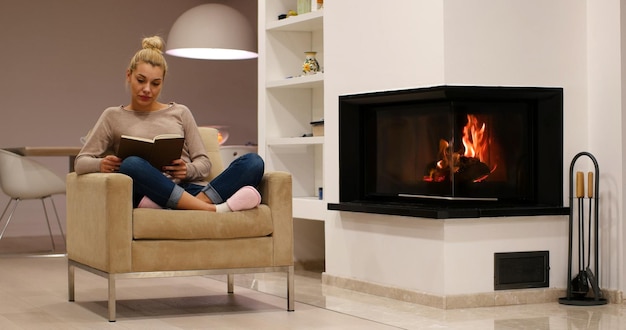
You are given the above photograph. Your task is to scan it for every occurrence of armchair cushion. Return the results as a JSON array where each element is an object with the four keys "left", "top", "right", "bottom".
[{"left": 132, "top": 207, "right": 273, "bottom": 240}]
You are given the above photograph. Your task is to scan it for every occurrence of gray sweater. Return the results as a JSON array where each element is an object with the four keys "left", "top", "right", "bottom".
[{"left": 75, "top": 103, "right": 212, "bottom": 185}]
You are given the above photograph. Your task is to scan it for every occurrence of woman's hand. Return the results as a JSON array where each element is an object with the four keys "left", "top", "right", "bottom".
[
  {"left": 163, "top": 159, "right": 187, "bottom": 179},
  {"left": 101, "top": 155, "right": 122, "bottom": 173}
]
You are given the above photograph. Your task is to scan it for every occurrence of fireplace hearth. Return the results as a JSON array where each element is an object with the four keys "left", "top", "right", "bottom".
[{"left": 328, "top": 85, "right": 569, "bottom": 219}]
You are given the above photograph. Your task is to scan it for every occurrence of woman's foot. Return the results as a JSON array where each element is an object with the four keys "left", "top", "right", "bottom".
[
  {"left": 224, "top": 186, "right": 261, "bottom": 211},
  {"left": 138, "top": 196, "right": 162, "bottom": 209}
]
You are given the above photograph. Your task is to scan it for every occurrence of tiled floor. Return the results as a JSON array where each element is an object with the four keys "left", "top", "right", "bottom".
[{"left": 0, "top": 238, "right": 625, "bottom": 329}]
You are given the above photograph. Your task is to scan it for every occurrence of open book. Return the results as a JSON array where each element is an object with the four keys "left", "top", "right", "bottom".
[{"left": 117, "top": 134, "right": 184, "bottom": 169}]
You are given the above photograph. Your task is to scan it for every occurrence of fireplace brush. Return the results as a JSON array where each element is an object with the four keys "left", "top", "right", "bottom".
[{"left": 559, "top": 151, "right": 607, "bottom": 306}]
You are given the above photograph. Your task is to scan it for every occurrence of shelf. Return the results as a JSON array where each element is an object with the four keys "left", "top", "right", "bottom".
[
  {"left": 266, "top": 73, "right": 324, "bottom": 89},
  {"left": 261, "top": 2, "right": 325, "bottom": 222},
  {"left": 293, "top": 197, "right": 326, "bottom": 221},
  {"left": 267, "top": 136, "right": 324, "bottom": 146},
  {"left": 266, "top": 10, "right": 323, "bottom": 32}
]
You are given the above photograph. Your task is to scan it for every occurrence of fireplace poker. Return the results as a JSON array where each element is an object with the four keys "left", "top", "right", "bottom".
[
  {"left": 587, "top": 172, "right": 593, "bottom": 269},
  {"left": 571, "top": 171, "right": 589, "bottom": 297}
]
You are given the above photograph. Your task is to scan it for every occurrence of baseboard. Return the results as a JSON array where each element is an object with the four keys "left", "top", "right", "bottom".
[{"left": 322, "top": 273, "right": 623, "bottom": 309}]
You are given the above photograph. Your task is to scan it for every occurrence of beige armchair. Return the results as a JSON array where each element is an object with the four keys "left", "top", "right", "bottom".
[{"left": 66, "top": 127, "right": 294, "bottom": 322}]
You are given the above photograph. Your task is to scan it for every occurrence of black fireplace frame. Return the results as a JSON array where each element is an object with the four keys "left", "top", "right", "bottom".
[{"left": 328, "top": 85, "right": 569, "bottom": 219}]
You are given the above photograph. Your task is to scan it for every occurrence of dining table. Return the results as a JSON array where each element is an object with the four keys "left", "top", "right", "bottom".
[{"left": 2, "top": 146, "right": 82, "bottom": 172}]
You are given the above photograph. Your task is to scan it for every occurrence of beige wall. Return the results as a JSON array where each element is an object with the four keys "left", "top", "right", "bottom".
[{"left": 0, "top": 0, "right": 257, "bottom": 237}]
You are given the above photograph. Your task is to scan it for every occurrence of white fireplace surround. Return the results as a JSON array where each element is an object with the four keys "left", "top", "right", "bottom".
[{"left": 319, "top": 0, "right": 625, "bottom": 307}]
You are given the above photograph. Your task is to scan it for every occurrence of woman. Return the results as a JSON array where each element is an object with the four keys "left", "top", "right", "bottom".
[{"left": 75, "top": 36, "right": 263, "bottom": 212}]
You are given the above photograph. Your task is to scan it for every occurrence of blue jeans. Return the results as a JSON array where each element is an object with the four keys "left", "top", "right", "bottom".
[{"left": 118, "top": 153, "right": 265, "bottom": 208}]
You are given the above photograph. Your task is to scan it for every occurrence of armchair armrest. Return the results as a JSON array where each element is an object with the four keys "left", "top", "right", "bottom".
[
  {"left": 66, "top": 172, "right": 134, "bottom": 273},
  {"left": 258, "top": 171, "right": 293, "bottom": 266}
]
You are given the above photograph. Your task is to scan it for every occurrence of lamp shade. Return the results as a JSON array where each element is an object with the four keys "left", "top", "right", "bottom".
[{"left": 166, "top": 3, "right": 257, "bottom": 60}]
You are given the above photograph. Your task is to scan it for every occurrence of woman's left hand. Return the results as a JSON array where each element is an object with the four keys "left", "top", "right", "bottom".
[{"left": 163, "top": 159, "right": 187, "bottom": 179}]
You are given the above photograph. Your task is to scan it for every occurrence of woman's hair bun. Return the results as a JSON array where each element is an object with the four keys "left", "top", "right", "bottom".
[
  {"left": 127, "top": 35, "right": 168, "bottom": 77},
  {"left": 141, "top": 36, "right": 165, "bottom": 54}
]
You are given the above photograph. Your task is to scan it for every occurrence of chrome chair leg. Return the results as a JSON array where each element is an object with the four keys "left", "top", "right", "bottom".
[
  {"left": 0, "top": 198, "right": 11, "bottom": 223},
  {"left": 108, "top": 276, "right": 117, "bottom": 322},
  {"left": 41, "top": 198, "right": 56, "bottom": 251},
  {"left": 287, "top": 265, "right": 295, "bottom": 311},
  {"left": 227, "top": 273, "right": 234, "bottom": 293},
  {"left": 0, "top": 198, "right": 19, "bottom": 241},
  {"left": 68, "top": 263, "right": 75, "bottom": 302}
]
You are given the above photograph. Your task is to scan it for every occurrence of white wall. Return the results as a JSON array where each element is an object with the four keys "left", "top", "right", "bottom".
[
  {"left": 587, "top": 0, "right": 625, "bottom": 295},
  {"left": 324, "top": 0, "right": 624, "bottom": 297},
  {"left": 325, "top": 0, "right": 449, "bottom": 294},
  {"left": 443, "top": 216, "right": 567, "bottom": 295},
  {"left": 0, "top": 0, "right": 258, "bottom": 237},
  {"left": 443, "top": 0, "right": 588, "bottom": 166}
]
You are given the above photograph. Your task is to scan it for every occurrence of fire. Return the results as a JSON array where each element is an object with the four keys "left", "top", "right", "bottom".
[
  {"left": 424, "top": 114, "right": 495, "bottom": 183},
  {"left": 462, "top": 114, "right": 486, "bottom": 161}
]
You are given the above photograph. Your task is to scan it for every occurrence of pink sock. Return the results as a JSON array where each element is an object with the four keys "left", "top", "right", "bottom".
[
  {"left": 138, "top": 196, "right": 162, "bottom": 209},
  {"left": 225, "top": 186, "right": 261, "bottom": 211}
]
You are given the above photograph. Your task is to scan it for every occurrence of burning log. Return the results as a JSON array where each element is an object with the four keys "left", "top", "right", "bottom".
[
  {"left": 423, "top": 114, "right": 494, "bottom": 183},
  {"left": 424, "top": 155, "right": 491, "bottom": 183}
]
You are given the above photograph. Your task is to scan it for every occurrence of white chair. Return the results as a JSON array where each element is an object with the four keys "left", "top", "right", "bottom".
[
  {"left": 0, "top": 149, "right": 66, "bottom": 251},
  {"left": 219, "top": 145, "right": 258, "bottom": 167}
]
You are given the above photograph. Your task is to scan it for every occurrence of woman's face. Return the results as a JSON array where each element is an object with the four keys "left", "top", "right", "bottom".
[{"left": 126, "top": 62, "right": 164, "bottom": 111}]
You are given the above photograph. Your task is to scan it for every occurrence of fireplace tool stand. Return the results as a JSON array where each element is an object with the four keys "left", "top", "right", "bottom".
[{"left": 559, "top": 152, "right": 607, "bottom": 306}]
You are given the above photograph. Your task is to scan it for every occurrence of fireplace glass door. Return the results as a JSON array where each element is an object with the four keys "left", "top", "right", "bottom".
[{"left": 366, "top": 101, "right": 532, "bottom": 202}]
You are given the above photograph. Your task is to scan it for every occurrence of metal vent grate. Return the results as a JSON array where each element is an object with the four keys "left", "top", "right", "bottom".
[{"left": 494, "top": 251, "right": 549, "bottom": 290}]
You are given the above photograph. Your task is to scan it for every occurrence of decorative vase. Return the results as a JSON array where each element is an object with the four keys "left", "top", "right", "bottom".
[
  {"left": 297, "top": 0, "right": 311, "bottom": 15},
  {"left": 302, "top": 51, "right": 320, "bottom": 75}
]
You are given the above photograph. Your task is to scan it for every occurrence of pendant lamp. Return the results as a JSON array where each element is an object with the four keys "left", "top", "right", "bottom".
[{"left": 166, "top": 3, "right": 257, "bottom": 60}]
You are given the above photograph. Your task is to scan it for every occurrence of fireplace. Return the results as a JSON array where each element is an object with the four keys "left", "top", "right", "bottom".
[{"left": 328, "top": 86, "right": 569, "bottom": 219}]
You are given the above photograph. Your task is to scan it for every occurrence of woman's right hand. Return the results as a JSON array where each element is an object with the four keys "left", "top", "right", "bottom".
[{"left": 101, "top": 155, "right": 122, "bottom": 173}]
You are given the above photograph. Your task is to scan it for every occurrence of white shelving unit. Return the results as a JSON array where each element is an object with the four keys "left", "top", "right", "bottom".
[{"left": 259, "top": 1, "right": 326, "bottom": 221}]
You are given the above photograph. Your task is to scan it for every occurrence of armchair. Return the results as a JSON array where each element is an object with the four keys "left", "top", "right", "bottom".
[{"left": 66, "top": 127, "right": 294, "bottom": 321}]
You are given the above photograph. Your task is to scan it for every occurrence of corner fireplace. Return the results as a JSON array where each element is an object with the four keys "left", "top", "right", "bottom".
[{"left": 328, "top": 86, "right": 569, "bottom": 219}]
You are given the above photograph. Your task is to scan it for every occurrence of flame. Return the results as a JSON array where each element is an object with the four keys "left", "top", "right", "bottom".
[
  {"left": 423, "top": 114, "right": 495, "bottom": 183},
  {"left": 462, "top": 114, "right": 487, "bottom": 161},
  {"left": 424, "top": 139, "right": 455, "bottom": 182}
]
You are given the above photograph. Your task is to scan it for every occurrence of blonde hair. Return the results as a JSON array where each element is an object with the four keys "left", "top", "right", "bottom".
[{"left": 128, "top": 36, "right": 168, "bottom": 78}]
